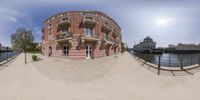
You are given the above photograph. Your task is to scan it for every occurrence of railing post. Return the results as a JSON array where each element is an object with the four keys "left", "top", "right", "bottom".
[
  {"left": 191, "top": 57, "right": 192, "bottom": 65},
  {"left": 11, "top": 52, "right": 13, "bottom": 58},
  {"left": 180, "top": 55, "right": 183, "bottom": 69},
  {"left": 145, "top": 53, "right": 147, "bottom": 63},
  {"left": 158, "top": 55, "right": 161, "bottom": 75},
  {"left": 169, "top": 56, "right": 171, "bottom": 67},
  {"left": 6, "top": 52, "right": 8, "bottom": 61}
]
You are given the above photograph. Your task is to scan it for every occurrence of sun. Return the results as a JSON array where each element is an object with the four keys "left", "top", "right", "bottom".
[{"left": 156, "top": 18, "right": 172, "bottom": 26}]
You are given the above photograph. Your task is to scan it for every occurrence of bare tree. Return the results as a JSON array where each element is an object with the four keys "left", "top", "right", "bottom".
[{"left": 11, "top": 28, "right": 34, "bottom": 63}]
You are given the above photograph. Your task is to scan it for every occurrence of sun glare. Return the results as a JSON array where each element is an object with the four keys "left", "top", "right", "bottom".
[{"left": 156, "top": 18, "right": 172, "bottom": 26}]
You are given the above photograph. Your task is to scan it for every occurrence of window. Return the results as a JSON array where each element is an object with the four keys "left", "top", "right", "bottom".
[
  {"left": 51, "top": 17, "right": 55, "bottom": 20},
  {"left": 105, "top": 32, "right": 109, "bottom": 40},
  {"left": 85, "top": 27, "right": 93, "bottom": 36},
  {"left": 61, "top": 27, "right": 69, "bottom": 32},
  {"left": 48, "top": 32, "right": 52, "bottom": 35},
  {"left": 63, "top": 13, "right": 68, "bottom": 16},
  {"left": 105, "top": 21, "right": 109, "bottom": 25},
  {"left": 48, "top": 23, "right": 52, "bottom": 29},
  {"left": 62, "top": 17, "right": 69, "bottom": 21},
  {"left": 85, "top": 16, "right": 93, "bottom": 20}
]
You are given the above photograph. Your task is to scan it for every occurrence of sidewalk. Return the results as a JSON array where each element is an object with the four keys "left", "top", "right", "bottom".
[{"left": 0, "top": 52, "right": 200, "bottom": 100}]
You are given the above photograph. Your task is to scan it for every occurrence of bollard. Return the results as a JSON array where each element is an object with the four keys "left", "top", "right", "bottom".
[
  {"left": 180, "top": 55, "right": 183, "bottom": 69},
  {"left": 158, "top": 55, "right": 161, "bottom": 75},
  {"left": 191, "top": 57, "right": 192, "bottom": 65}
]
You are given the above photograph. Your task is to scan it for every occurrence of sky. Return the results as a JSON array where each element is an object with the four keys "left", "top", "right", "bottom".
[{"left": 1, "top": 0, "right": 200, "bottom": 47}]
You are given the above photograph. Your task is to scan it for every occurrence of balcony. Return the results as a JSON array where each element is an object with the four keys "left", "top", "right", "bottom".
[
  {"left": 82, "top": 16, "right": 96, "bottom": 27},
  {"left": 102, "top": 24, "right": 112, "bottom": 33},
  {"left": 113, "top": 39, "right": 120, "bottom": 47},
  {"left": 81, "top": 32, "right": 100, "bottom": 43},
  {"left": 58, "top": 17, "right": 71, "bottom": 27},
  {"left": 55, "top": 31, "right": 73, "bottom": 43},
  {"left": 112, "top": 31, "right": 120, "bottom": 37},
  {"left": 103, "top": 36, "right": 114, "bottom": 45},
  {"left": 114, "top": 39, "right": 120, "bottom": 44}
]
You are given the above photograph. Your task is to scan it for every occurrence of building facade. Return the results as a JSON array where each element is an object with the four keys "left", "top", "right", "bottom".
[
  {"left": 133, "top": 36, "right": 156, "bottom": 53},
  {"left": 42, "top": 11, "right": 122, "bottom": 59}
]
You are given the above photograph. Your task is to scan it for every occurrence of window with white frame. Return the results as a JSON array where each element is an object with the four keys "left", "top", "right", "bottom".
[{"left": 85, "top": 27, "right": 93, "bottom": 36}]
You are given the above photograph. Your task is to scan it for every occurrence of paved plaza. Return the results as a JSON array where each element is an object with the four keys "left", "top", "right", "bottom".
[{"left": 0, "top": 52, "right": 200, "bottom": 100}]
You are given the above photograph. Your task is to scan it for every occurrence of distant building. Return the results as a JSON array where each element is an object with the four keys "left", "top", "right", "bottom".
[
  {"left": 166, "top": 43, "right": 200, "bottom": 53},
  {"left": 1, "top": 46, "right": 11, "bottom": 51},
  {"left": 0, "top": 43, "right": 2, "bottom": 50},
  {"left": 0, "top": 43, "right": 12, "bottom": 51},
  {"left": 176, "top": 43, "right": 200, "bottom": 50},
  {"left": 168, "top": 44, "right": 175, "bottom": 48},
  {"left": 133, "top": 36, "right": 156, "bottom": 53}
]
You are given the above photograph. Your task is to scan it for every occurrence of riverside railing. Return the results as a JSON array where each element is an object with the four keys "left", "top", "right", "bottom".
[
  {"left": 0, "top": 51, "right": 20, "bottom": 63},
  {"left": 133, "top": 52, "right": 200, "bottom": 75}
]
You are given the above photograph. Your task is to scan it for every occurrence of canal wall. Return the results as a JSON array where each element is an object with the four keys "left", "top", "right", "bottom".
[{"left": 0, "top": 52, "right": 20, "bottom": 66}]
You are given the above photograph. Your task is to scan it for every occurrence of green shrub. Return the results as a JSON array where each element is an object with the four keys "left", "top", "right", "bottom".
[{"left": 32, "top": 55, "right": 38, "bottom": 61}]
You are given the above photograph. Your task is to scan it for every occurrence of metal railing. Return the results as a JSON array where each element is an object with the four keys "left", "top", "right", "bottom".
[
  {"left": 103, "top": 35, "right": 114, "bottom": 42},
  {"left": 59, "top": 17, "right": 70, "bottom": 24},
  {"left": 56, "top": 31, "right": 73, "bottom": 39},
  {"left": 133, "top": 52, "right": 200, "bottom": 75},
  {"left": 0, "top": 51, "right": 20, "bottom": 63},
  {"left": 82, "top": 32, "right": 98, "bottom": 38}
]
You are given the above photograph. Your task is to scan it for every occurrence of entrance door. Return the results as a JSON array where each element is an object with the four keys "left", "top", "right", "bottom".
[
  {"left": 49, "top": 46, "right": 52, "bottom": 57},
  {"left": 63, "top": 46, "right": 69, "bottom": 56},
  {"left": 105, "top": 45, "right": 110, "bottom": 56},
  {"left": 86, "top": 45, "right": 92, "bottom": 59}
]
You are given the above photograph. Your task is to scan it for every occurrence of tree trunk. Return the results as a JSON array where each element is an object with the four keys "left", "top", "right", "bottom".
[{"left": 24, "top": 50, "right": 27, "bottom": 64}]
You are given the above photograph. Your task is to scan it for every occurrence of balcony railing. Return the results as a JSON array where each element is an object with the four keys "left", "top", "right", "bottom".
[
  {"left": 82, "top": 16, "right": 96, "bottom": 26},
  {"left": 103, "top": 35, "right": 114, "bottom": 44},
  {"left": 58, "top": 17, "right": 71, "bottom": 26},
  {"left": 56, "top": 31, "right": 73, "bottom": 40},
  {"left": 81, "top": 32, "right": 100, "bottom": 42},
  {"left": 82, "top": 32, "right": 99, "bottom": 38}
]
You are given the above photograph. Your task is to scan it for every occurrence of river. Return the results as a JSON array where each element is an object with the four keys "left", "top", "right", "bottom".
[{"left": 132, "top": 51, "right": 200, "bottom": 67}]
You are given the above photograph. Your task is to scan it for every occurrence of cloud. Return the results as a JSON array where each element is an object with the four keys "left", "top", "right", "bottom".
[{"left": 6, "top": 16, "right": 18, "bottom": 23}]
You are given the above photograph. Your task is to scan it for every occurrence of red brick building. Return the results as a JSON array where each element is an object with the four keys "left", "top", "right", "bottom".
[{"left": 42, "top": 11, "right": 122, "bottom": 59}]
